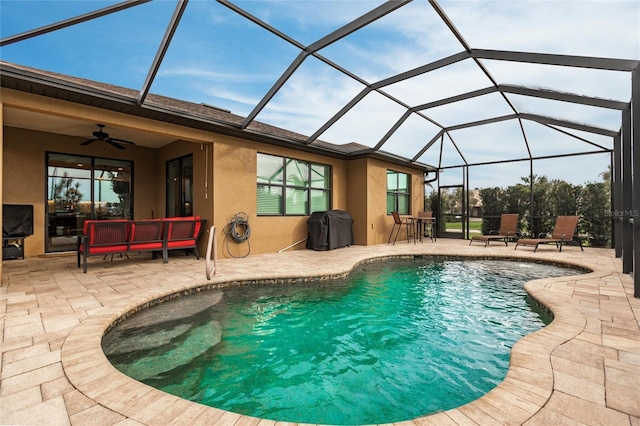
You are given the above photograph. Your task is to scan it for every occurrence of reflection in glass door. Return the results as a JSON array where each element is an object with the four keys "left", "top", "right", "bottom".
[
  {"left": 46, "top": 153, "right": 132, "bottom": 253},
  {"left": 166, "top": 155, "right": 193, "bottom": 217},
  {"left": 94, "top": 159, "right": 132, "bottom": 220},
  {"left": 438, "top": 185, "right": 465, "bottom": 239}
]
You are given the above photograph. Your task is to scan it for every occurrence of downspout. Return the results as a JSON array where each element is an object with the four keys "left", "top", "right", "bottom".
[
  {"left": 424, "top": 170, "right": 438, "bottom": 211},
  {"left": 424, "top": 170, "right": 439, "bottom": 184},
  {"left": 530, "top": 159, "right": 534, "bottom": 236}
]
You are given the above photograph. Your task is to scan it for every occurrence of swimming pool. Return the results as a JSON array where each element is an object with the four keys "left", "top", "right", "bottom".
[{"left": 102, "top": 257, "right": 576, "bottom": 424}]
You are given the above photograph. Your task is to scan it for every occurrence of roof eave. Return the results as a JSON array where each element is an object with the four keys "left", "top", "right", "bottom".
[{"left": 0, "top": 62, "right": 432, "bottom": 171}]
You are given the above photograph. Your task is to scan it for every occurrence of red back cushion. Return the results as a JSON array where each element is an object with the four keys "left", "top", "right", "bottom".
[
  {"left": 130, "top": 219, "right": 164, "bottom": 243},
  {"left": 85, "top": 220, "right": 129, "bottom": 246},
  {"left": 165, "top": 216, "right": 202, "bottom": 240}
]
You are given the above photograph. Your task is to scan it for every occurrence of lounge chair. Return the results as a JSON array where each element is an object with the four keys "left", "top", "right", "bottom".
[
  {"left": 469, "top": 213, "right": 519, "bottom": 247},
  {"left": 515, "top": 215, "right": 583, "bottom": 252},
  {"left": 388, "top": 211, "right": 416, "bottom": 245}
]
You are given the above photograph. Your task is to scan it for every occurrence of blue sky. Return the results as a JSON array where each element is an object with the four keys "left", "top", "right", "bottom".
[{"left": 1, "top": 0, "right": 639, "bottom": 189}]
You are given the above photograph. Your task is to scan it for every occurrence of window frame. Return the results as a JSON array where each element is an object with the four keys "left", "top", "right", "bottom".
[
  {"left": 45, "top": 152, "right": 133, "bottom": 253},
  {"left": 387, "top": 169, "right": 411, "bottom": 215},
  {"left": 257, "top": 153, "right": 332, "bottom": 216}
]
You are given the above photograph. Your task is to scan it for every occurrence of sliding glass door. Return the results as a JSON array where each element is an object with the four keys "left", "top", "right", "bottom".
[
  {"left": 166, "top": 155, "right": 193, "bottom": 217},
  {"left": 46, "top": 153, "right": 132, "bottom": 253}
]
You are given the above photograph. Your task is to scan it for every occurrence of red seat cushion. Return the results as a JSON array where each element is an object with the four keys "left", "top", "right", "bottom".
[
  {"left": 166, "top": 239, "right": 196, "bottom": 248},
  {"left": 81, "top": 244, "right": 129, "bottom": 255},
  {"left": 129, "top": 242, "right": 163, "bottom": 251}
]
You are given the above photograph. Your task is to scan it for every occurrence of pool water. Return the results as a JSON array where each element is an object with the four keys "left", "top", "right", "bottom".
[{"left": 102, "top": 258, "right": 575, "bottom": 425}]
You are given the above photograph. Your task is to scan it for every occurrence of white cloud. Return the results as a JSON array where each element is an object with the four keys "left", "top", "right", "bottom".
[
  {"left": 158, "top": 67, "right": 270, "bottom": 84},
  {"left": 256, "top": 60, "right": 367, "bottom": 136},
  {"left": 6, "top": 0, "right": 635, "bottom": 189},
  {"left": 438, "top": 0, "right": 639, "bottom": 58}
]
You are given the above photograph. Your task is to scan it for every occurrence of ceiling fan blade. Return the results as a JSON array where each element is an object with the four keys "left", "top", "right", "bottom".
[
  {"left": 81, "top": 125, "right": 135, "bottom": 149},
  {"left": 107, "top": 137, "right": 136, "bottom": 146},
  {"left": 106, "top": 139, "right": 126, "bottom": 150}
]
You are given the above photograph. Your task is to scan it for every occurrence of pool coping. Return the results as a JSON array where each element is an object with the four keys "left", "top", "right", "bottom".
[{"left": 59, "top": 248, "right": 618, "bottom": 426}]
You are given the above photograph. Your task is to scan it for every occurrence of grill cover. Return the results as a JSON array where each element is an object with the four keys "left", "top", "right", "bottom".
[
  {"left": 306, "top": 210, "right": 354, "bottom": 251},
  {"left": 3, "top": 204, "right": 34, "bottom": 237}
]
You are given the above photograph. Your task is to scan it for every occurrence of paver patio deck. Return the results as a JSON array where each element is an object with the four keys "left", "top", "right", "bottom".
[{"left": 1, "top": 239, "right": 639, "bottom": 425}]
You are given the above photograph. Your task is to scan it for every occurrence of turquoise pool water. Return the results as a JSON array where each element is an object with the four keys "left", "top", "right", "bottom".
[{"left": 102, "top": 257, "right": 575, "bottom": 425}]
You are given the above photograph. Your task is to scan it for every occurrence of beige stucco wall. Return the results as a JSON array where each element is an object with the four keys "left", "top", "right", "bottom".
[
  {"left": 156, "top": 140, "right": 214, "bottom": 258},
  {"left": 156, "top": 140, "right": 214, "bottom": 220},
  {"left": 210, "top": 135, "right": 349, "bottom": 257},
  {"left": 347, "top": 158, "right": 425, "bottom": 246},
  {"left": 346, "top": 158, "right": 370, "bottom": 245}
]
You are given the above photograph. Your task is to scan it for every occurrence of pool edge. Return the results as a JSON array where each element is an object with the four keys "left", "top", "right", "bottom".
[{"left": 60, "top": 246, "right": 608, "bottom": 426}]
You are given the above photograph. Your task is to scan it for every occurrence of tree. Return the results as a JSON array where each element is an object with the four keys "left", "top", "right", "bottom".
[
  {"left": 599, "top": 164, "right": 611, "bottom": 190},
  {"left": 52, "top": 172, "right": 83, "bottom": 211},
  {"left": 425, "top": 190, "right": 438, "bottom": 212},
  {"left": 579, "top": 182, "right": 611, "bottom": 247},
  {"left": 479, "top": 187, "right": 504, "bottom": 234},
  {"left": 503, "top": 183, "right": 529, "bottom": 233},
  {"left": 438, "top": 168, "right": 612, "bottom": 247},
  {"left": 107, "top": 171, "right": 130, "bottom": 217},
  {"left": 548, "top": 180, "right": 579, "bottom": 217},
  {"left": 520, "top": 175, "right": 552, "bottom": 236}
]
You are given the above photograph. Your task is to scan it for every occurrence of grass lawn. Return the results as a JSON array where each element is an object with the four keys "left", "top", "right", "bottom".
[{"left": 445, "top": 220, "right": 482, "bottom": 232}]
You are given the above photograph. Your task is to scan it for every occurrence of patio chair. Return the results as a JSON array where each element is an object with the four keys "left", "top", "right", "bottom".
[
  {"left": 418, "top": 211, "right": 436, "bottom": 242},
  {"left": 515, "top": 215, "right": 583, "bottom": 252},
  {"left": 388, "top": 211, "right": 416, "bottom": 245},
  {"left": 469, "top": 213, "right": 519, "bottom": 247}
]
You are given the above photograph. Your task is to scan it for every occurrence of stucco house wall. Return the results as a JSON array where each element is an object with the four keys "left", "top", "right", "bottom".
[
  {"left": 210, "top": 134, "right": 350, "bottom": 256},
  {"left": 0, "top": 86, "right": 426, "bottom": 268},
  {"left": 346, "top": 158, "right": 425, "bottom": 246}
]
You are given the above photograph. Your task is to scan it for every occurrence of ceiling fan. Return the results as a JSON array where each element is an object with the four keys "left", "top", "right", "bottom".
[{"left": 81, "top": 124, "right": 136, "bottom": 150}]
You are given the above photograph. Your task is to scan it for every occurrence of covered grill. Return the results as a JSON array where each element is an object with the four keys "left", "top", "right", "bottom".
[
  {"left": 3, "top": 204, "right": 34, "bottom": 260},
  {"left": 306, "top": 210, "right": 354, "bottom": 251}
]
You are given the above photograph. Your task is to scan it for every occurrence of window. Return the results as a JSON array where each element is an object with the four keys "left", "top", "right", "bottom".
[
  {"left": 387, "top": 170, "right": 410, "bottom": 215},
  {"left": 257, "top": 153, "right": 331, "bottom": 215}
]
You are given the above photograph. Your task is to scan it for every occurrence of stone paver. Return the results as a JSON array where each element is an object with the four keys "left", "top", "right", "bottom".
[{"left": 1, "top": 240, "right": 639, "bottom": 425}]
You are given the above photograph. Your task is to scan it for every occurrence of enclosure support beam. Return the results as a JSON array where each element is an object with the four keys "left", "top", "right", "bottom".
[
  {"left": 613, "top": 134, "right": 622, "bottom": 258},
  {"left": 621, "top": 106, "right": 633, "bottom": 275},
  {"left": 0, "top": 0, "right": 151, "bottom": 47},
  {"left": 529, "top": 159, "right": 534, "bottom": 236},
  {"left": 138, "top": 0, "right": 188, "bottom": 105},
  {"left": 632, "top": 68, "right": 640, "bottom": 298},
  {"left": 465, "top": 166, "right": 469, "bottom": 239}
]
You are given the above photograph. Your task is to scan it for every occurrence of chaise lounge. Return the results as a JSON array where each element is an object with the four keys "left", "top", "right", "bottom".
[
  {"left": 515, "top": 215, "right": 583, "bottom": 252},
  {"left": 469, "top": 213, "right": 519, "bottom": 247}
]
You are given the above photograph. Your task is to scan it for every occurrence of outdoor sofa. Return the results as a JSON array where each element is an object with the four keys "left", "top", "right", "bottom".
[{"left": 77, "top": 216, "right": 206, "bottom": 272}]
